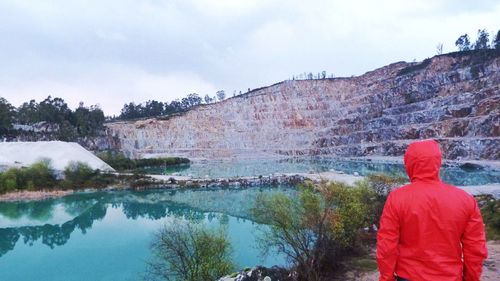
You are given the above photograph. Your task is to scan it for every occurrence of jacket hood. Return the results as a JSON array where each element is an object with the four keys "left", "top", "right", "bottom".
[{"left": 404, "top": 139, "right": 441, "bottom": 182}]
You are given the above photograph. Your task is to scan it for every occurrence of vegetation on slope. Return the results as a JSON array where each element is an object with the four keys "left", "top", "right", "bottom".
[
  {"left": 398, "top": 28, "right": 499, "bottom": 77},
  {"left": 96, "top": 150, "right": 189, "bottom": 172},
  {"left": 0, "top": 160, "right": 157, "bottom": 194},
  {"left": 0, "top": 96, "right": 105, "bottom": 141}
]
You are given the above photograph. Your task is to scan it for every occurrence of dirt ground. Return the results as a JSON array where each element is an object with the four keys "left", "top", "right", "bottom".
[
  {"left": 341, "top": 241, "right": 499, "bottom": 280},
  {"left": 0, "top": 190, "right": 73, "bottom": 202}
]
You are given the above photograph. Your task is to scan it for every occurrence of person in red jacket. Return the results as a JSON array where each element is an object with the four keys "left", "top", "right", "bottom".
[{"left": 376, "top": 139, "right": 487, "bottom": 281}]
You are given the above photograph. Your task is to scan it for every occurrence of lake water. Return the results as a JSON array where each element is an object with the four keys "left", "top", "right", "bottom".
[
  {"left": 144, "top": 158, "right": 500, "bottom": 186},
  {"left": 0, "top": 187, "right": 295, "bottom": 281},
  {"left": 1, "top": 158, "right": 499, "bottom": 280}
]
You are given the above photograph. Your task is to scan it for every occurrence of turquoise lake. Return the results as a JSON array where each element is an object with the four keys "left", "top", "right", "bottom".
[
  {"left": 145, "top": 158, "right": 500, "bottom": 186},
  {"left": 1, "top": 159, "right": 499, "bottom": 280},
  {"left": 0, "top": 187, "right": 296, "bottom": 281}
]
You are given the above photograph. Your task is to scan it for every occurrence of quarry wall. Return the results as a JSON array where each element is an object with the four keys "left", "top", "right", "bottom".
[{"left": 105, "top": 51, "right": 500, "bottom": 160}]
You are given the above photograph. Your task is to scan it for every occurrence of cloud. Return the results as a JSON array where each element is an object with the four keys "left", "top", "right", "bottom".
[
  {"left": 0, "top": 0, "right": 498, "bottom": 115},
  {"left": 0, "top": 63, "right": 216, "bottom": 115}
]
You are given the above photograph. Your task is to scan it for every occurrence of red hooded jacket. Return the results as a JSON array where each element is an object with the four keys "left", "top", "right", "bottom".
[{"left": 376, "top": 140, "right": 487, "bottom": 281}]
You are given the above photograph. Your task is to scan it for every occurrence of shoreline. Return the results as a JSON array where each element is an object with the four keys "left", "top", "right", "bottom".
[
  {"left": 0, "top": 171, "right": 358, "bottom": 202},
  {"left": 160, "top": 154, "right": 500, "bottom": 171},
  {"left": 0, "top": 190, "right": 74, "bottom": 202},
  {"left": 1, "top": 170, "right": 499, "bottom": 202}
]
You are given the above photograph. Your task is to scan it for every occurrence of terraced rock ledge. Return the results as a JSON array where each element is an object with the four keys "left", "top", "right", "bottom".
[{"left": 103, "top": 50, "right": 499, "bottom": 161}]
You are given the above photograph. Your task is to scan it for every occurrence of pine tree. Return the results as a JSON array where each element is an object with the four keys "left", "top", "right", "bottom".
[{"left": 455, "top": 34, "right": 471, "bottom": 51}]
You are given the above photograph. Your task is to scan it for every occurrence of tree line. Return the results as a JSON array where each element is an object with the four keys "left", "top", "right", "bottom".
[
  {"left": 455, "top": 29, "right": 500, "bottom": 51},
  {"left": 118, "top": 90, "right": 227, "bottom": 120},
  {"left": 291, "top": 70, "right": 334, "bottom": 81},
  {"left": 0, "top": 90, "right": 230, "bottom": 139},
  {"left": 0, "top": 96, "right": 105, "bottom": 140}
]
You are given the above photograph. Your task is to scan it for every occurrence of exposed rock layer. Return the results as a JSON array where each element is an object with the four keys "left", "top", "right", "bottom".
[{"left": 105, "top": 50, "right": 500, "bottom": 160}]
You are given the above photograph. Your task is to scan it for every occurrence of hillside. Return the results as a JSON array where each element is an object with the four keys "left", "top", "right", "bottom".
[{"left": 104, "top": 50, "right": 500, "bottom": 160}]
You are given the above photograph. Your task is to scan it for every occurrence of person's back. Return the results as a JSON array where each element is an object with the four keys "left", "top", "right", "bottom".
[{"left": 376, "top": 140, "right": 487, "bottom": 281}]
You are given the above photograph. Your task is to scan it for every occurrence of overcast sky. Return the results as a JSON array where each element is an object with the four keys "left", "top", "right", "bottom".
[{"left": 0, "top": 0, "right": 498, "bottom": 115}]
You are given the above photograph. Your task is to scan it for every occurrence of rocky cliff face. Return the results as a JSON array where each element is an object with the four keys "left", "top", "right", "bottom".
[{"left": 106, "top": 50, "right": 500, "bottom": 160}]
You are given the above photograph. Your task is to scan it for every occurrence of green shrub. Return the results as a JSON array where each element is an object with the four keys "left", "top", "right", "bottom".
[
  {"left": 251, "top": 181, "right": 374, "bottom": 281},
  {"left": 475, "top": 194, "right": 500, "bottom": 240},
  {"left": 24, "top": 160, "right": 57, "bottom": 189},
  {"left": 97, "top": 150, "right": 190, "bottom": 172},
  {"left": 0, "top": 161, "right": 57, "bottom": 192},
  {"left": 355, "top": 173, "right": 407, "bottom": 228},
  {"left": 97, "top": 150, "right": 135, "bottom": 171},
  {"left": 0, "top": 160, "right": 154, "bottom": 193},
  {"left": 63, "top": 161, "right": 97, "bottom": 188},
  {"left": 145, "top": 221, "right": 234, "bottom": 281},
  {"left": 0, "top": 169, "right": 18, "bottom": 193}
]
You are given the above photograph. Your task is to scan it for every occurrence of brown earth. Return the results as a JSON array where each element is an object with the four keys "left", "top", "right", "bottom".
[{"left": 0, "top": 190, "right": 73, "bottom": 202}]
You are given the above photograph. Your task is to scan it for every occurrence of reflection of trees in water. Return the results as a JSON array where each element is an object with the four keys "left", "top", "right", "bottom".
[
  {"left": 0, "top": 202, "right": 25, "bottom": 220},
  {"left": 122, "top": 202, "right": 167, "bottom": 220},
  {"left": 0, "top": 201, "right": 107, "bottom": 257},
  {"left": 0, "top": 192, "right": 232, "bottom": 257},
  {"left": 61, "top": 197, "right": 99, "bottom": 217},
  {"left": 121, "top": 200, "right": 214, "bottom": 223},
  {"left": 0, "top": 229, "right": 19, "bottom": 257},
  {"left": 0, "top": 200, "right": 55, "bottom": 221}
]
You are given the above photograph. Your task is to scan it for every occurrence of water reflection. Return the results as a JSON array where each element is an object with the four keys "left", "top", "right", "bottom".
[
  {"left": 0, "top": 186, "right": 296, "bottom": 258},
  {"left": 0, "top": 200, "right": 107, "bottom": 257},
  {"left": 0, "top": 200, "right": 56, "bottom": 221},
  {"left": 143, "top": 163, "right": 190, "bottom": 176},
  {"left": 144, "top": 158, "right": 500, "bottom": 186}
]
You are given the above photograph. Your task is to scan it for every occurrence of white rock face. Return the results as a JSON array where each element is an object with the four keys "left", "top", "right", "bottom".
[
  {"left": 105, "top": 53, "right": 500, "bottom": 160},
  {"left": 0, "top": 141, "right": 114, "bottom": 171}
]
